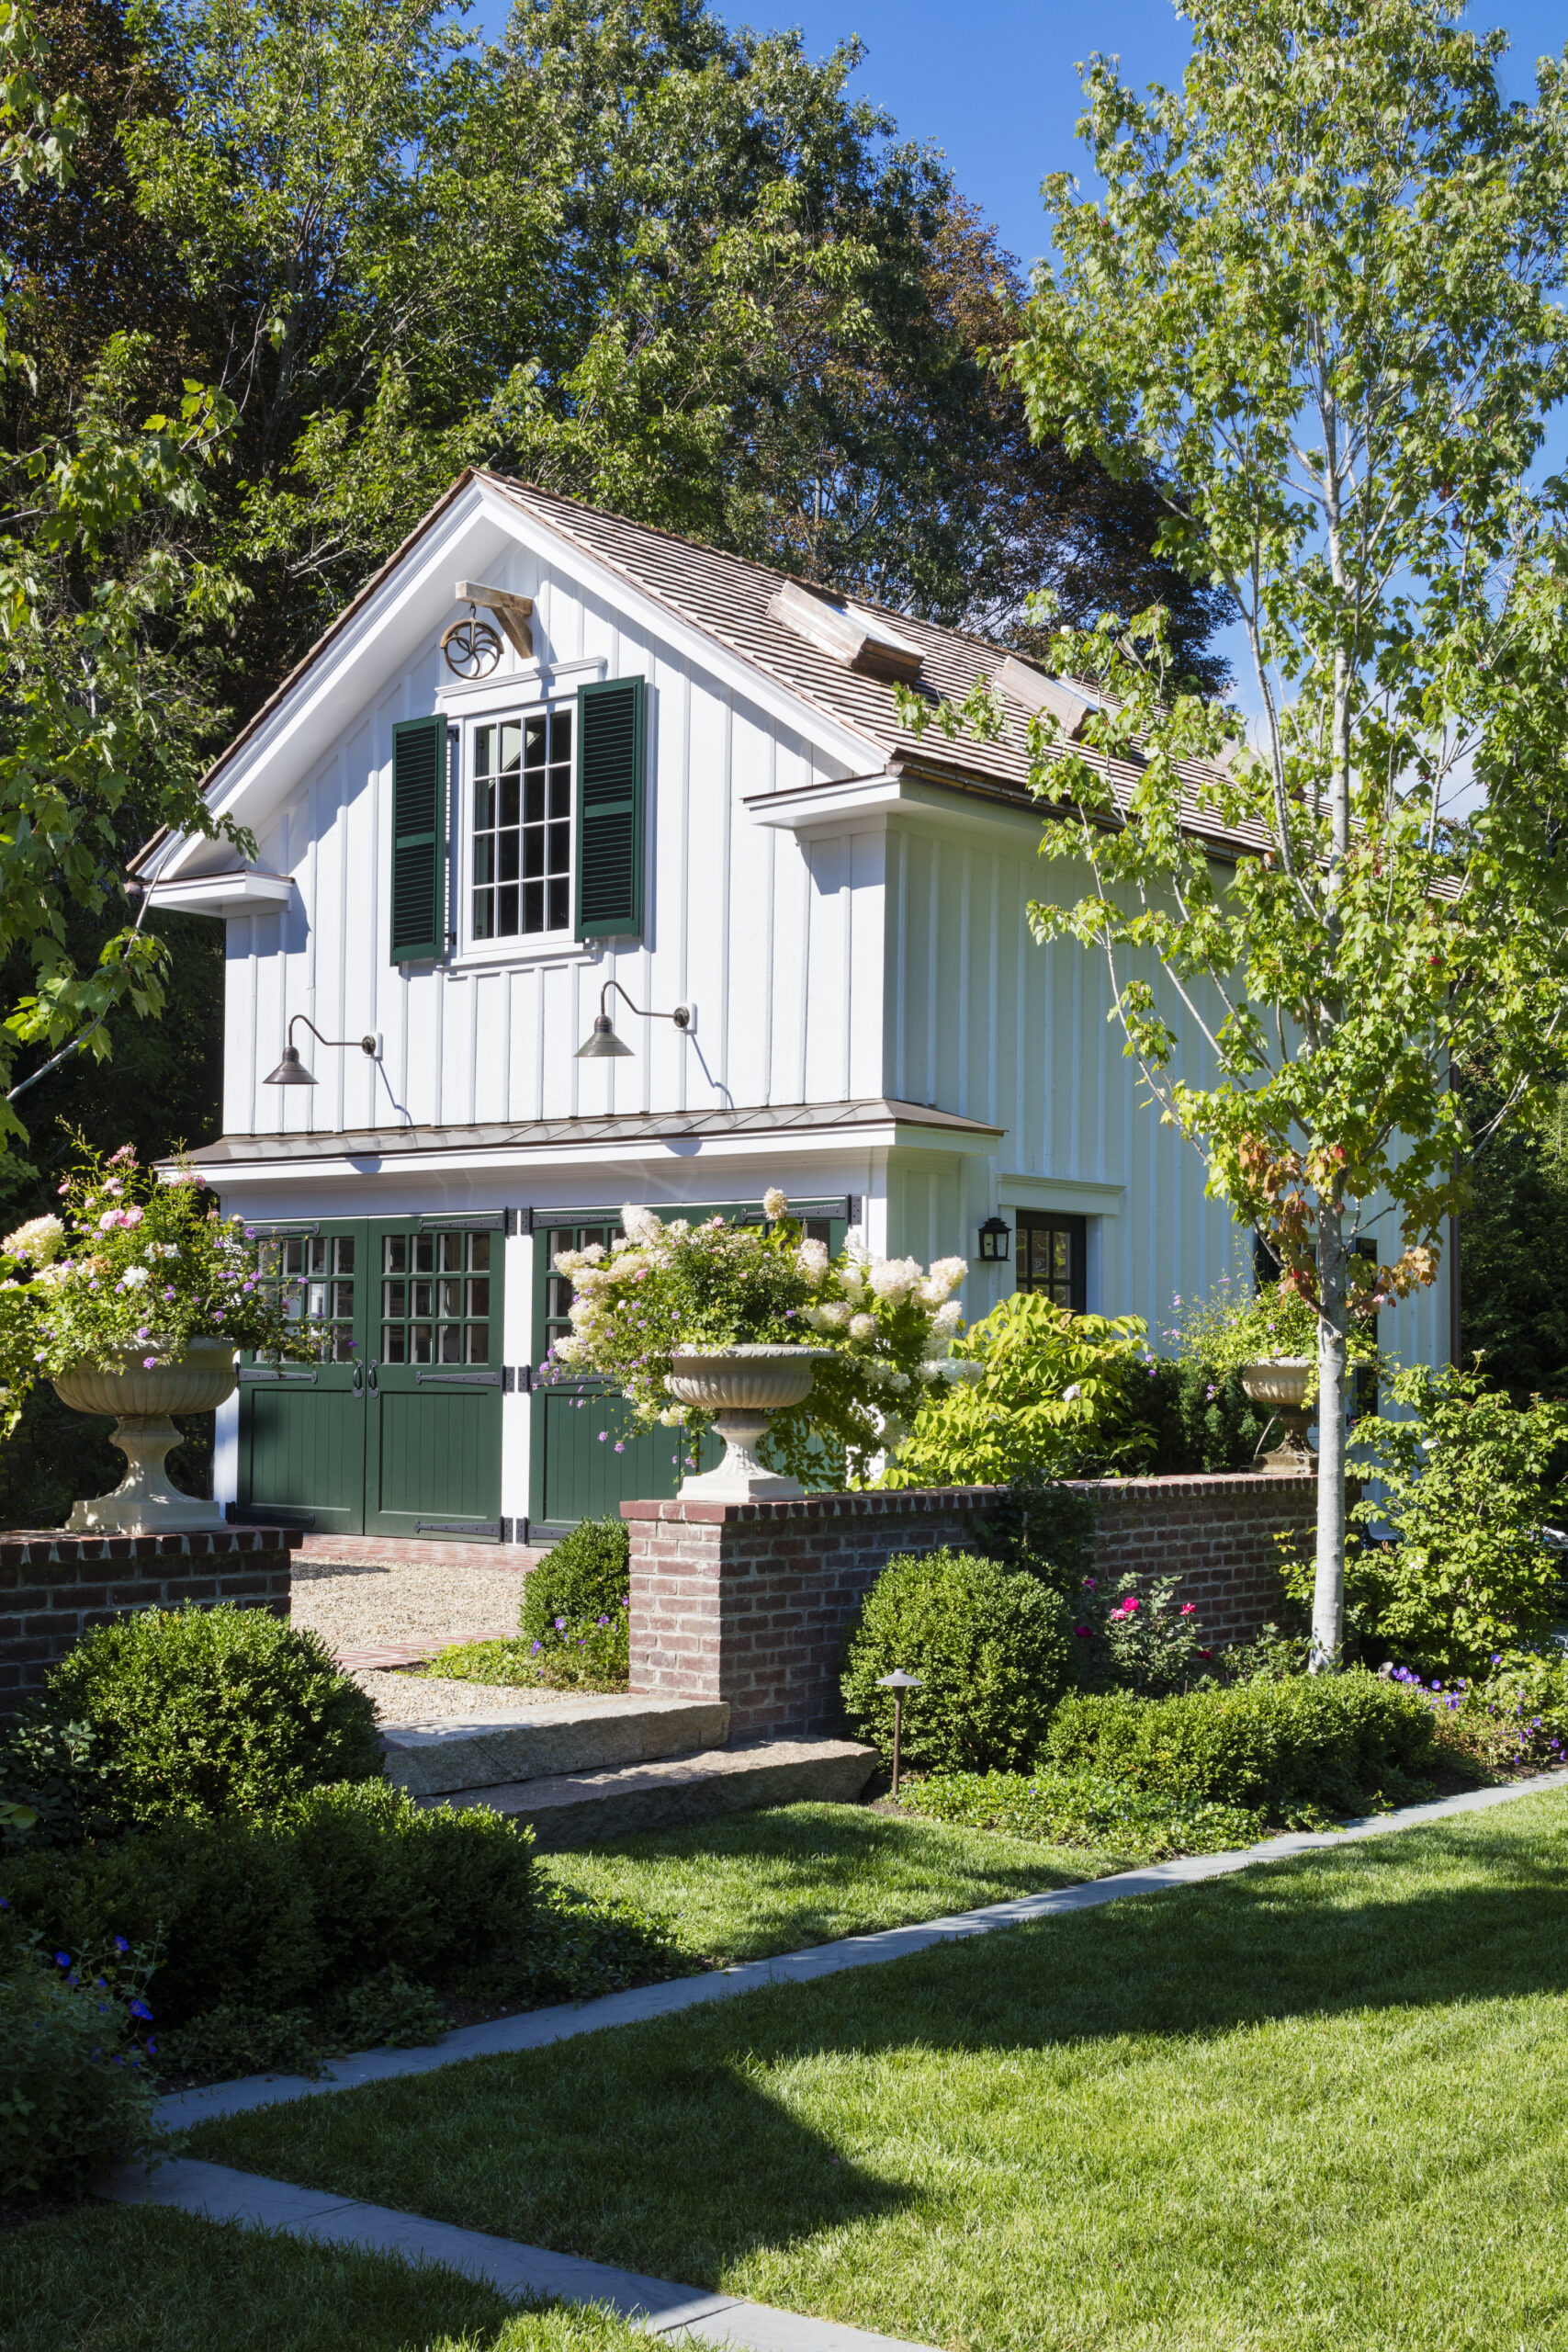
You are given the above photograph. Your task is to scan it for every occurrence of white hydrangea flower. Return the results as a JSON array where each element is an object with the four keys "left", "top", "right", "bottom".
[
  {"left": 921, "top": 1255, "right": 969, "bottom": 1303},
  {"left": 838, "top": 1259, "right": 866, "bottom": 1302},
  {"left": 3, "top": 1214, "right": 65, "bottom": 1265},
  {"left": 817, "top": 1300, "right": 853, "bottom": 1329},
  {"left": 762, "top": 1186, "right": 788, "bottom": 1220},
  {"left": 931, "top": 1299, "right": 964, "bottom": 1335},
  {"left": 849, "top": 1311, "right": 879, "bottom": 1340},
  {"left": 620, "top": 1203, "right": 662, "bottom": 1245},
  {"left": 659, "top": 1404, "right": 688, "bottom": 1426},
  {"left": 795, "top": 1238, "right": 829, "bottom": 1286},
  {"left": 119, "top": 1265, "right": 150, "bottom": 1290},
  {"left": 868, "top": 1256, "right": 923, "bottom": 1303}
]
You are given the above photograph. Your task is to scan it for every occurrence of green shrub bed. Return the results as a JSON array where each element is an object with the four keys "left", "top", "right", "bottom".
[
  {"left": 0, "top": 1781, "right": 683, "bottom": 2084},
  {"left": 0, "top": 1938, "right": 160, "bottom": 2199},
  {"left": 0, "top": 1603, "right": 383, "bottom": 1840},
  {"left": 897, "top": 1767, "right": 1264, "bottom": 1857},
  {"left": 842, "top": 1547, "right": 1072, "bottom": 1773},
  {"left": 1044, "top": 1671, "right": 1443, "bottom": 1815}
]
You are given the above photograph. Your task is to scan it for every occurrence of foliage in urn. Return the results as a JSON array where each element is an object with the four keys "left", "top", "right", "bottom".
[
  {"left": 0, "top": 1141, "right": 308, "bottom": 1433},
  {"left": 545, "top": 1193, "right": 974, "bottom": 1484}
]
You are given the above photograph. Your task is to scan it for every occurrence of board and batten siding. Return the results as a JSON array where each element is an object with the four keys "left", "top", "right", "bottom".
[
  {"left": 220, "top": 544, "right": 876, "bottom": 1141},
  {"left": 876, "top": 818, "right": 1449, "bottom": 1374}
]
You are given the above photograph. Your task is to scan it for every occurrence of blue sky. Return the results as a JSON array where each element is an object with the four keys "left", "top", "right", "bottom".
[{"left": 470, "top": 1, "right": 1568, "bottom": 277}]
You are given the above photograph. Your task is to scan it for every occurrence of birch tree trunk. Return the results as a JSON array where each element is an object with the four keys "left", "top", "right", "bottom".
[{"left": 1312, "top": 1201, "right": 1348, "bottom": 1668}]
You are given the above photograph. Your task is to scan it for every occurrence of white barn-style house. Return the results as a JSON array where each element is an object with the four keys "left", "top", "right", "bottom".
[{"left": 134, "top": 473, "right": 1450, "bottom": 1541}]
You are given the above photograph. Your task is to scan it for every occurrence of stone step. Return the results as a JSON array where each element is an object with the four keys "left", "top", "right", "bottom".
[
  {"left": 381, "top": 1695, "right": 730, "bottom": 1797},
  {"left": 424, "top": 1736, "right": 880, "bottom": 1847}
]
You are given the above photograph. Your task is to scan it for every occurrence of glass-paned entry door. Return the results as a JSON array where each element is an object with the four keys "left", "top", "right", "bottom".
[{"left": 237, "top": 1215, "right": 504, "bottom": 1537}]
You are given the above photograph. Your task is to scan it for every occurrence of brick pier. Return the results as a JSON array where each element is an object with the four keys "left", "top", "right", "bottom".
[
  {"left": 624, "top": 1473, "right": 1315, "bottom": 1742},
  {"left": 0, "top": 1528, "right": 301, "bottom": 1715}
]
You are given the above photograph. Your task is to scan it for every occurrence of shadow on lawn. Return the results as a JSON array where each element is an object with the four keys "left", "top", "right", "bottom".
[
  {"left": 199, "top": 1814, "right": 1568, "bottom": 2287},
  {"left": 544, "top": 1803, "right": 1096, "bottom": 1961}
]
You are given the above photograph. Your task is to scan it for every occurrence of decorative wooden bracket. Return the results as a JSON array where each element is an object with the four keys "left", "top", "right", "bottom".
[{"left": 455, "top": 580, "right": 534, "bottom": 659}]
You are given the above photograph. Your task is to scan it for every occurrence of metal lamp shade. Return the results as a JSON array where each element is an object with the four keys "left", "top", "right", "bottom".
[
  {"left": 263, "top": 1045, "right": 317, "bottom": 1086},
  {"left": 575, "top": 1014, "right": 635, "bottom": 1059}
]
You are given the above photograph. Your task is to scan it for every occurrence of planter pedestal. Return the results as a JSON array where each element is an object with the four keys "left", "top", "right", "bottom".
[
  {"left": 667, "top": 1346, "right": 830, "bottom": 1503},
  {"left": 1241, "top": 1356, "right": 1317, "bottom": 1473},
  {"left": 52, "top": 1340, "right": 238, "bottom": 1534}
]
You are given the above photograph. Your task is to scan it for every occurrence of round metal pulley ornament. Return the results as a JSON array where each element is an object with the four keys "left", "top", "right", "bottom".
[{"left": 440, "top": 605, "right": 502, "bottom": 679}]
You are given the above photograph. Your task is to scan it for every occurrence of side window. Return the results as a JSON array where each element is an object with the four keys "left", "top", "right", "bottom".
[
  {"left": 256, "top": 1234, "right": 356, "bottom": 1362},
  {"left": 380, "top": 1230, "right": 492, "bottom": 1365},
  {"left": 471, "top": 708, "right": 572, "bottom": 941},
  {"left": 1015, "top": 1215, "right": 1087, "bottom": 1312}
]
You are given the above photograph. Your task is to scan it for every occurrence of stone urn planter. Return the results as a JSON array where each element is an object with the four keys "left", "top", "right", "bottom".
[
  {"left": 52, "top": 1338, "right": 238, "bottom": 1532},
  {"left": 667, "top": 1345, "right": 834, "bottom": 1501},
  {"left": 1240, "top": 1356, "right": 1316, "bottom": 1473}
]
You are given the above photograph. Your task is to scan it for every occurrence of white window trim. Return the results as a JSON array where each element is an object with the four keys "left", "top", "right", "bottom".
[{"left": 448, "top": 694, "right": 580, "bottom": 970}]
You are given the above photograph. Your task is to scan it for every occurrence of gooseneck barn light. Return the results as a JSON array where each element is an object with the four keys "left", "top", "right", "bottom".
[
  {"left": 264, "top": 1014, "right": 378, "bottom": 1088},
  {"left": 575, "top": 979, "right": 693, "bottom": 1060}
]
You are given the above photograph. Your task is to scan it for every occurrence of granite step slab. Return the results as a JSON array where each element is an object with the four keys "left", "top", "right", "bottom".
[
  {"left": 428, "top": 1736, "right": 879, "bottom": 1846},
  {"left": 381, "top": 1694, "right": 730, "bottom": 1796}
]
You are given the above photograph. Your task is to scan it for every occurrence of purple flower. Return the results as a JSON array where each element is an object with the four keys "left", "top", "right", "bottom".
[
  {"left": 555, "top": 1616, "right": 566, "bottom": 1631},
  {"left": 113, "top": 1936, "right": 128, "bottom": 1952},
  {"left": 128, "top": 1999, "right": 152, "bottom": 2021},
  {"left": 54, "top": 1951, "right": 71, "bottom": 1968}
]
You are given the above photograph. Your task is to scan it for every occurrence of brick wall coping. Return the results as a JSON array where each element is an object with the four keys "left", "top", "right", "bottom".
[
  {"left": 0, "top": 1527, "right": 305, "bottom": 1567},
  {"left": 621, "top": 1469, "right": 1313, "bottom": 1526}
]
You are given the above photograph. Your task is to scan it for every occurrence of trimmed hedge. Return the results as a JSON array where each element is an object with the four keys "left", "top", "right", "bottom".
[
  {"left": 6, "top": 1602, "right": 383, "bottom": 1835},
  {"left": 842, "top": 1548, "right": 1072, "bottom": 1774},
  {"left": 516, "top": 1515, "right": 630, "bottom": 1688},
  {"left": 0, "top": 1780, "right": 678, "bottom": 2032},
  {"left": 1044, "top": 1671, "right": 1442, "bottom": 1814}
]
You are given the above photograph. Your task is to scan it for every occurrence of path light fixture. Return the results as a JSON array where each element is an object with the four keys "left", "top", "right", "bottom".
[
  {"left": 576, "top": 979, "right": 693, "bottom": 1060},
  {"left": 977, "top": 1216, "right": 1011, "bottom": 1263},
  {"left": 264, "top": 1014, "right": 378, "bottom": 1087},
  {"left": 875, "top": 1667, "right": 922, "bottom": 1796}
]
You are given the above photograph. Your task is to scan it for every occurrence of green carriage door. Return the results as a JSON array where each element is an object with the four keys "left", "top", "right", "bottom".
[
  {"left": 236, "top": 1222, "right": 367, "bottom": 1533},
  {"left": 365, "top": 1216, "right": 505, "bottom": 1539},
  {"left": 526, "top": 1204, "right": 848, "bottom": 1538}
]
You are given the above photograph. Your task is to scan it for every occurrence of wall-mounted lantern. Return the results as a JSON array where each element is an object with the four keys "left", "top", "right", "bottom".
[
  {"left": 576, "top": 979, "right": 693, "bottom": 1060},
  {"left": 264, "top": 1015, "right": 378, "bottom": 1087},
  {"left": 977, "top": 1216, "right": 1011, "bottom": 1263}
]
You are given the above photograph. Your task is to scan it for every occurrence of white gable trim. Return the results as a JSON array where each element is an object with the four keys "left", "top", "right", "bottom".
[{"left": 143, "top": 480, "right": 881, "bottom": 884}]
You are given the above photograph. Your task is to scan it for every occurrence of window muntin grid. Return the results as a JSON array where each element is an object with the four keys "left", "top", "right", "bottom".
[
  {"left": 1015, "top": 1216, "right": 1082, "bottom": 1312},
  {"left": 258, "top": 1234, "right": 357, "bottom": 1362},
  {"left": 472, "top": 710, "right": 572, "bottom": 941},
  {"left": 381, "top": 1230, "right": 491, "bottom": 1364}
]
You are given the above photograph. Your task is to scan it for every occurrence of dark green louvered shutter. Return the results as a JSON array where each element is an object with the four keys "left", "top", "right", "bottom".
[
  {"left": 389, "top": 716, "right": 448, "bottom": 962},
  {"left": 575, "top": 678, "right": 646, "bottom": 940}
]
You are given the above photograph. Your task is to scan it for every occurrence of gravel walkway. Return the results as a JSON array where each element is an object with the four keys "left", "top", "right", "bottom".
[
  {"left": 358, "top": 1672, "right": 631, "bottom": 1725},
  {"left": 291, "top": 1555, "right": 528, "bottom": 1656}
]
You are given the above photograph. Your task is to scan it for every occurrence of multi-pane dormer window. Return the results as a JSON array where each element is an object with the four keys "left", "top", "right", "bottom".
[{"left": 472, "top": 709, "right": 572, "bottom": 939}]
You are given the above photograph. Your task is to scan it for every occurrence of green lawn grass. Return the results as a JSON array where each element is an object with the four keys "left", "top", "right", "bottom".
[
  {"left": 189, "top": 1787, "right": 1568, "bottom": 2352},
  {"left": 536, "top": 1802, "right": 1144, "bottom": 1964},
  {"left": 0, "top": 2203, "right": 657, "bottom": 2352}
]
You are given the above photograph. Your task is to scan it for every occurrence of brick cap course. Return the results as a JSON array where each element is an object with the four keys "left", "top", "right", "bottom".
[
  {"left": 622, "top": 1470, "right": 1312, "bottom": 1526},
  {"left": 0, "top": 1528, "right": 304, "bottom": 1567}
]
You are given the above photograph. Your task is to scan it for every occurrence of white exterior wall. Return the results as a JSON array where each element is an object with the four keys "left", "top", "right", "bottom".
[
  {"left": 220, "top": 546, "right": 877, "bottom": 1142},
  {"left": 875, "top": 813, "right": 1450, "bottom": 1372}
]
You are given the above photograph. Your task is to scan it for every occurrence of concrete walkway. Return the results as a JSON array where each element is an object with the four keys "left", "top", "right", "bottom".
[
  {"left": 107, "top": 2157, "right": 935, "bottom": 2352},
  {"left": 111, "top": 1767, "right": 1568, "bottom": 2352}
]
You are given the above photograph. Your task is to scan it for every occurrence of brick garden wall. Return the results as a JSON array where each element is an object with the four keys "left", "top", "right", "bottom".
[
  {"left": 0, "top": 1529, "right": 301, "bottom": 1716},
  {"left": 625, "top": 1473, "right": 1315, "bottom": 1743}
]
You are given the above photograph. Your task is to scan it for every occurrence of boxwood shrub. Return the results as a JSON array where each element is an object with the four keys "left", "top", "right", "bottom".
[
  {"left": 1044, "top": 1671, "right": 1443, "bottom": 1815},
  {"left": 517, "top": 1516, "right": 630, "bottom": 1687},
  {"left": 842, "top": 1548, "right": 1072, "bottom": 1773},
  {"left": 0, "top": 1779, "right": 681, "bottom": 2037},
  {"left": 7, "top": 1602, "right": 383, "bottom": 1836}
]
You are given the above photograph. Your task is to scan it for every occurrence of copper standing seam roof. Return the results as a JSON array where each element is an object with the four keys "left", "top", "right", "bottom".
[
  {"left": 133, "top": 469, "right": 1269, "bottom": 876},
  {"left": 182, "top": 1097, "right": 1007, "bottom": 1169}
]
